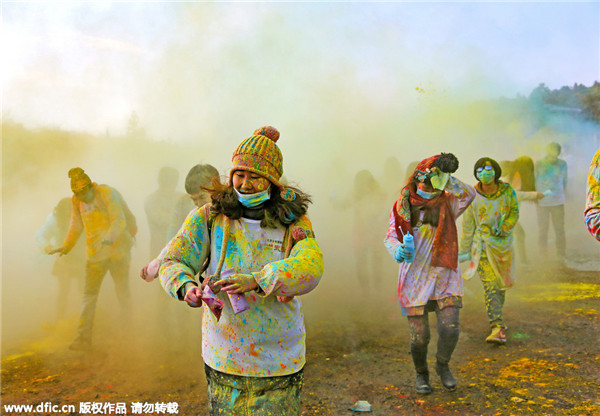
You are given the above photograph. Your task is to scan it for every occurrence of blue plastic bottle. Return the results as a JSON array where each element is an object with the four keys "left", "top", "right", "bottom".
[{"left": 403, "top": 232, "right": 415, "bottom": 263}]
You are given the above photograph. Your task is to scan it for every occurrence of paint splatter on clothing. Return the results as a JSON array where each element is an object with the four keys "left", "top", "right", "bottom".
[
  {"left": 204, "top": 364, "right": 303, "bottom": 416},
  {"left": 478, "top": 254, "right": 506, "bottom": 328},
  {"left": 384, "top": 177, "right": 476, "bottom": 316},
  {"left": 585, "top": 148, "right": 600, "bottom": 241},
  {"left": 535, "top": 156, "right": 567, "bottom": 207},
  {"left": 62, "top": 184, "right": 133, "bottom": 262},
  {"left": 460, "top": 181, "right": 519, "bottom": 289},
  {"left": 159, "top": 208, "right": 323, "bottom": 377}
]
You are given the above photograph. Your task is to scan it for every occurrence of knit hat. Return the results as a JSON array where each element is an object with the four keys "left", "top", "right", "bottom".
[
  {"left": 68, "top": 167, "right": 92, "bottom": 193},
  {"left": 230, "top": 126, "right": 296, "bottom": 201}
]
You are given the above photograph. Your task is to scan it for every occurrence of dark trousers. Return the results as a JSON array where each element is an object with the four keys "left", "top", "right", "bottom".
[
  {"left": 77, "top": 254, "right": 131, "bottom": 341},
  {"left": 536, "top": 205, "right": 566, "bottom": 258}
]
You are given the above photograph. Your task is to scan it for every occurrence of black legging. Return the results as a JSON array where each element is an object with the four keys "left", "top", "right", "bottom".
[{"left": 407, "top": 306, "right": 460, "bottom": 373}]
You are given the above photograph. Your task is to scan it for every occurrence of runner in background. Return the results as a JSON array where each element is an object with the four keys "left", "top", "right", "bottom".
[
  {"left": 36, "top": 197, "right": 86, "bottom": 321},
  {"left": 49, "top": 168, "right": 136, "bottom": 351}
]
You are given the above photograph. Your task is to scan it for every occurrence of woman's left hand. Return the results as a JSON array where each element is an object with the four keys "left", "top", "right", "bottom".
[{"left": 215, "top": 274, "right": 258, "bottom": 294}]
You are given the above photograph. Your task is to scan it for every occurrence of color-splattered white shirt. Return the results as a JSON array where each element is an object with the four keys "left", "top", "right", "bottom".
[{"left": 159, "top": 207, "right": 323, "bottom": 377}]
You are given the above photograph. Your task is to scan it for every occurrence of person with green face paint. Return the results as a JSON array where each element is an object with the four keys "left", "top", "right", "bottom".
[{"left": 459, "top": 158, "right": 519, "bottom": 345}]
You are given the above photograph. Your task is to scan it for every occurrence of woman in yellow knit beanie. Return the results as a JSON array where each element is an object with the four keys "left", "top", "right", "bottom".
[{"left": 158, "top": 126, "right": 324, "bottom": 415}]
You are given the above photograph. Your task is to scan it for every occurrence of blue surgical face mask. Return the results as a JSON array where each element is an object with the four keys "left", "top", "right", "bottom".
[
  {"left": 416, "top": 188, "right": 439, "bottom": 200},
  {"left": 234, "top": 186, "right": 271, "bottom": 208}
]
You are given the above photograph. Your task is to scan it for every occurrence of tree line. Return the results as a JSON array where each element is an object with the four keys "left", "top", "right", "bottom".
[{"left": 528, "top": 82, "right": 600, "bottom": 123}]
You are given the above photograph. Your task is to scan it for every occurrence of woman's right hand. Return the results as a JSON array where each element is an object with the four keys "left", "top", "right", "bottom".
[
  {"left": 184, "top": 285, "right": 203, "bottom": 308},
  {"left": 394, "top": 245, "right": 411, "bottom": 263},
  {"left": 140, "top": 259, "right": 160, "bottom": 282}
]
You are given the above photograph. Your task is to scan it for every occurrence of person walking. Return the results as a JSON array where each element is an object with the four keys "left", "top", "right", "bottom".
[
  {"left": 500, "top": 156, "right": 543, "bottom": 264},
  {"left": 145, "top": 166, "right": 183, "bottom": 259},
  {"left": 36, "top": 197, "right": 85, "bottom": 321},
  {"left": 140, "top": 163, "right": 220, "bottom": 282},
  {"left": 158, "top": 126, "right": 323, "bottom": 415},
  {"left": 535, "top": 142, "right": 568, "bottom": 260},
  {"left": 459, "top": 158, "right": 519, "bottom": 345},
  {"left": 49, "top": 168, "right": 136, "bottom": 351},
  {"left": 384, "top": 153, "right": 475, "bottom": 394}
]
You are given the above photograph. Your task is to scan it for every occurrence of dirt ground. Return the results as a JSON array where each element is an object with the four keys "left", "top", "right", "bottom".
[{"left": 1, "top": 260, "right": 599, "bottom": 416}]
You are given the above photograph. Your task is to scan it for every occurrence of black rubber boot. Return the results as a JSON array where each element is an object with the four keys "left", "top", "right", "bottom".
[
  {"left": 411, "top": 347, "right": 431, "bottom": 394},
  {"left": 435, "top": 361, "right": 457, "bottom": 391},
  {"left": 415, "top": 371, "right": 432, "bottom": 395}
]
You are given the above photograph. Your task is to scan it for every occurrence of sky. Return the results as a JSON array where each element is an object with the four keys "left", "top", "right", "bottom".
[{"left": 1, "top": 1, "right": 599, "bottom": 139}]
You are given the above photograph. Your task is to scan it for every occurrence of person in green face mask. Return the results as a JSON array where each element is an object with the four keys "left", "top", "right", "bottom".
[{"left": 459, "top": 158, "right": 519, "bottom": 345}]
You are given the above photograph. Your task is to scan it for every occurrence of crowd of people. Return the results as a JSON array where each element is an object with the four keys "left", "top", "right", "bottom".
[{"left": 38, "top": 127, "right": 599, "bottom": 413}]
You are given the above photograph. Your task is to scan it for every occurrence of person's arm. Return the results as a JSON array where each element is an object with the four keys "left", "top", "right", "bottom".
[
  {"left": 384, "top": 207, "right": 402, "bottom": 259},
  {"left": 562, "top": 160, "right": 568, "bottom": 193},
  {"left": 159, "top": 208, "right": 211, "bottom": 299},
  {"left": 585, "top": 150, "right": 600, "bottom": 241},
  {"left": 516, "top": 190, "right": 542, "bottom": 202},
  {"left": 59, "top": 197, "right": 84, "bottom": 254},
  {"left": 250, "top": 215, "right": 324, "bottom": 298},
  {"left": 498, "top": 188, "right": 519, "bottom": 236},
  {"left": 584, "top": 208, "right": 600, "bottom": 241},
  {"left": 459, "top": 203, "right": 476, "bottom": 255},
  {"left": 140, "top": 241, "right": 172, "bottom": 282},
  {"left": 534, "top": 161, "right": 542, "bottom": 191},
  {"left": 35, "top": 213, "right": 59, "bottom": 253},
  {"left": 445, "top": 176, "right": 477, "bottom": 218}
]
